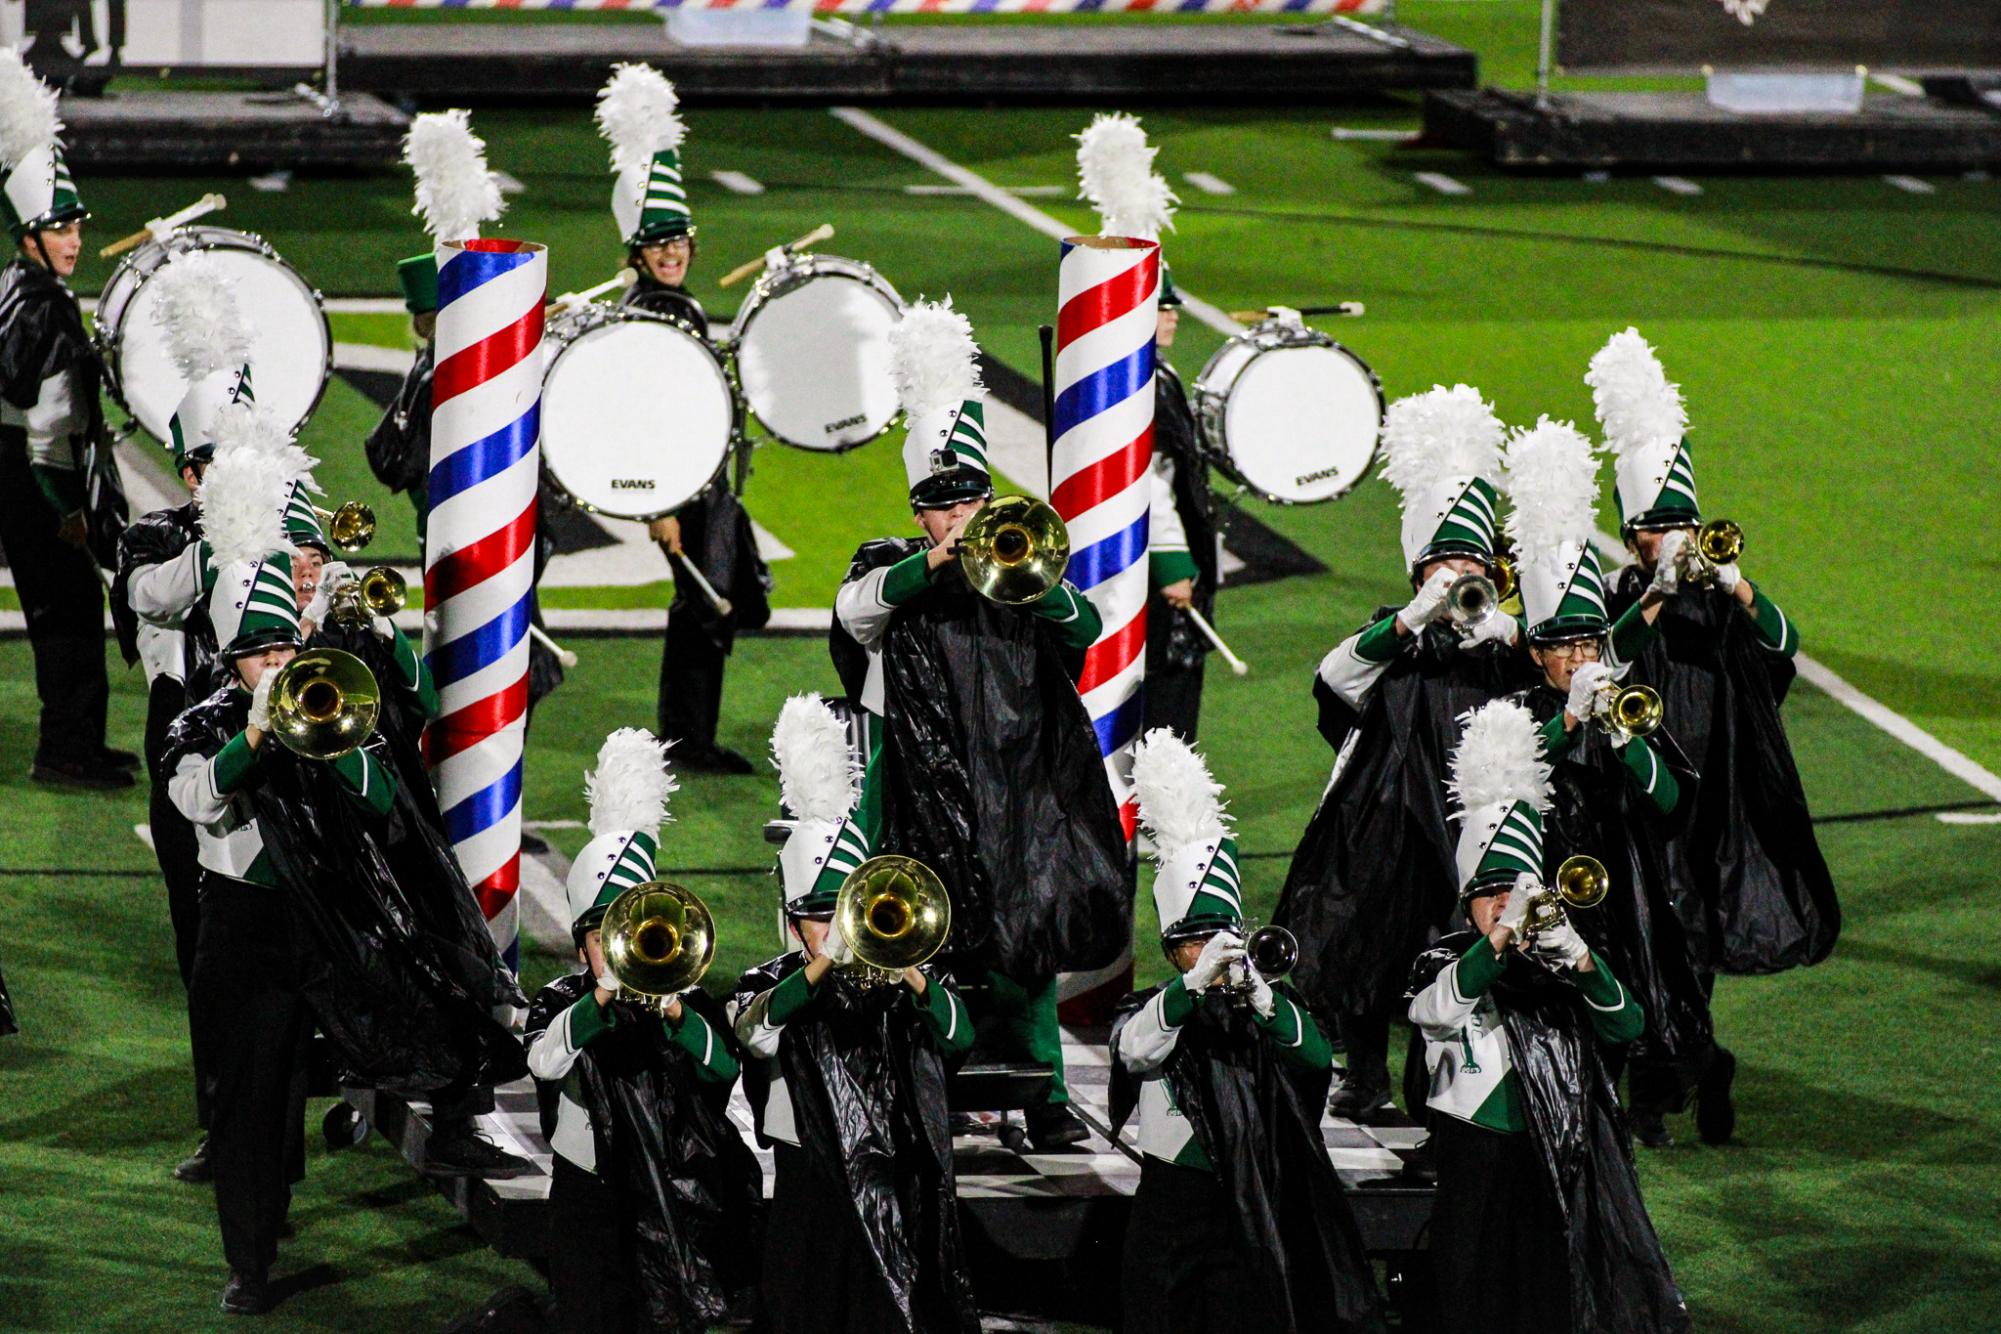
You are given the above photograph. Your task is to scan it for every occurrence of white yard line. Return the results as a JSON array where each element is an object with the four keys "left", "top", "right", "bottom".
[
  {"left": 1937, "top": 812, "right": 2001, "bottom": 825},
  {"left": 1413, "top": 171, "right": 1472, "bottom": 197},
  {"left": 1883, "top": 175, "right": 1937, "bottom": 195},
  {"left": 902, "top": 183, "right": 1067, "bottom": 198},
  {"left": 712, "top": 170, "right": 765, "bottom": 195},
  {"left": 1652, "top": 175, "right": 1703, "bottom": 196},
  {"left": 1869, "top": 73, "right": 1927, "bottom": 97},
  {"left": 1182, "top": 171, "right": 1235, "bottom": 196},
  {"left": 839, "top": 96, "right": 2001, "bottom": 802}
]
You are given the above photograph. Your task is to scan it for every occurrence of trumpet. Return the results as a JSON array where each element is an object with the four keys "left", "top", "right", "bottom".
[
  {"left": 1672, "top": 519, "right": 1743, "bottom": 586},
  {"left": 266, "top": 648, "right": 381, "bottom": 760},
  {"left": 832, "top": 854, "right": 952, "bottom": 988},
  {"left": 1445, "top": 557, "right": 1517, "bottom": 634},
  {"left": 314, "top": 501, "right": 376, "bottom": 556},
  {"left": 1223, "top": 924, "right": 1299, "bottom": 1005},
  {"left": 1517, "top": 854, "right": 1609, "bottom": 948},
  {"left": 329, "top": 566, "right": 407, "bottom": 628},
  {"left": 602, "top": 880, "right": 716, "bottom": 1013},
  {"left": 1588, "top": 680, "right": 1664, "bottom": 738},
  {"left": 955, "top": 495, "right": 1070, "bottom": 606}
]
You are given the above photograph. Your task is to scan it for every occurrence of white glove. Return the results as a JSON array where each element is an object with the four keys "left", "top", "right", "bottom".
[
  {"left": 247, "top": 670, "right": 276, "bottom": 732},
  {"left": 1530, "top": 918, "right": 1591, "bottom": 970},
  {"left": 1398, "top": 567, "right": 1459, "bottom": 634},
  {"left": 319, "top": 560, "right": 357, "bottom": 594},
  {"left": 371, "top": 613, "right": 398, "bottom": 642},
  {"left": 1493, "top": 874, "right": 1537, "bottom": 940},
  {"left": 1565, "top": 661, "right": 1612, "bottom": 724},
  {"left": 821, "top": 914, "right": 855, "bottom": 967},
  {"left": 596, "top": 970, "right": 621, "bottom": 994},
  {"left": 1244, "top": 962, "right": 1277, "bottom": 1019},
  {"left": 299, "top": 582, "right": 332, "bottom": 632},
  {"left": 1457, "top": 608, "right": 1518, "bottom": 652},
  {"left": 1713, "top": 562, "right": 1741, "bottom": 593},
  {"left": 1649, "top": 531, "right": 1688, "bottom": 596},
  {"left": 764, "top": 245, "right": 790, "bottom": 273},
  {"left": 1183, "top": 931, "right": 1245, "bottom": 994}
]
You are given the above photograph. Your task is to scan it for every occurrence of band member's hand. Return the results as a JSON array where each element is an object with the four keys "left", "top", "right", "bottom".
[
  {"left": 595, "top": 972, "right": 620, "bottom": 1007},
  {"left": 1492, "top": 875, "right": 1536, "bottom": 946},
  {"left": 1397, "top": 566, "right": 1458, "bottom": 634},
  {"left": 822, "top": 913, "right": 856, "bottom": 967},
  {"left": 663, "top": 995, "right": 684, "bottom": 1023},
  {"left": 1456, "top": 608, "right": 1518, "bottom": 652},
  {"left": 319, "top": 560, "right": 357, "bottom": 595},
  {"left": 1713, "top": 561, "right": 1742, "bottom": 594},
  {"left": 927, "top": 510, "right": 976, "bottom": 571},
  {"left": 1243, "top": 962, "right": 1277, "bottom": 1019},
  {"left": 1161, "top": 578, "right": 1195, "bottom": 610},
  {"left": 1183, "top": 931, "right": 1245, "bottom": 994},
  {"left": 1529, "top": 919, "right": 1591, "bottom": 971},
  {"left": 246, "top": 670, "right": 277, "bottom": 734},
  {"left": 901, "top": 966, "right": 928, "bottom": 996},
  {"left": 1648, "top": 531, "right": 1687, "bottom": 598},
  {"left": 648, "top": 515, "right": 683, "bottom": 555},
  {"left": 1564, "top": 661, "right": 1612, "bottom": 726},
  {"left": 371, "top": 614, "right": 398, "bottom": 641},
  {"left": 56, "top": 509, "right": 86, "bottom": 548},
  {"left": 300, "top": 582, "right": 333, "bottom": 636}
]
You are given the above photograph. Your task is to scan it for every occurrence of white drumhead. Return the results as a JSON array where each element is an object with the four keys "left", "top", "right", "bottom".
[
  {"left": 735, "top": 272, "right": 901, "bottom": 452},
  {"left": 1220, "top": 344, "right": 1381, "bottom": 504},
  {"left": 106, "top": 241, "right": 330, "bottom": 443},
  {"left": 542, "top": 318, "right": 733, "bottom": 520},
  {"left": 1196, "top": 338, "right": 1259, "bottom": 396}
]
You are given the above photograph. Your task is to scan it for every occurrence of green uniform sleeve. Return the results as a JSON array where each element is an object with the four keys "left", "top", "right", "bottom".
[
  {"left": 386, "top": 624, "right": 439, "bottom": 720},
  {"left": 765, "top": 966, "right": 818, "bottom": 1026},
  {"left": 1455, "top": 934, "right": 1507, "bottom": 998},
  {"left": 1158, "top": 974, "right": 1196, "bottom": 1028},
  {"left": 909, "top": 977, "right": 975, "bottom": 1057},
  {"left": 854, "top": 745, "right": 884, "bottom": 848},
  {"left": 210, "top": 731, "right": 262, "bottom": 794},
  {"left": 1573, "top": 952, "right": 1644, "bottom": 1044},
  {"left": 1353, "top": 613, "right": 1403, "bottom": 664},
  {"left": 1149, "top": 549, "right": 1199, "bottom": 590},
  {"left": 1607, "top": 599, "right": 1660, "bottom": 667},
  {"left": 880, "top": 549, "right": 935, "bottom": 607},
  {"left": 30, "top": 462, "right": 84, "bottom": 515},
  {"left": 1747, "top": 586, "right": 1799, "bottom": 658},
  {"left": 569, "top": 992, "right": 618, "bottom": 1048},
  {"left": 1537, "top": 711, "right": 1578, "bottom": 760},
  {"left": 666, "top": 1005, "right": 740, "bottom": 1084},
  {"left": 1617, "top": 733, "right": 1680, "bottom": 815},
  {"left": 1029, "top": 580, "right": 1102, "bottom": 651},
  {"left": 330, "top": 747, "right": 398, "bottom": 815},
  {"left": 1254, "top": 990, "right": 1334, "bottom": 1072}
]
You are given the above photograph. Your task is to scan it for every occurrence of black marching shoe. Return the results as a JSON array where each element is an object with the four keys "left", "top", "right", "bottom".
[
  {"left": 423, "top": 1125, "right": 534, "bottom": 1179},
  {"left": 1630, "top": 1109, "right": 1675, "bottom": 1149},
  {"left": 1327, "top": 1075, "right": 1394, "bottom": 1124},
  {"left": 30, "top": 756, "right": 135, "bottom": 790},
  {"left": 98, "top": 746, "right": 141, "bottom": 770},
  {"left": 219, "top": 1270, "right": 273, "bottom": 1316},
  {"left": 174, "top": 1135, "right": 213, "bottom": 1183},
  {"left": 1696, "top": 1048, "right": 1738, "bottom": 1145},
  {"left": 1024, "top": 1103, "right": 1092, "bottom": 1151},
  {"left": 676, "top": 745, "right": 756, "bottom": 776}
]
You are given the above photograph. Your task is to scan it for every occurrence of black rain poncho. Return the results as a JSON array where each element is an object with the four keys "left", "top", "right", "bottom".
[
  {"left": 0, "top": 951, "right": 15, "bottom": 1036},
  {"left": 1275, "top": 613, "right": 1534, "bottom": 1018},
  {"left": 734, "top": 953, "right": 978, "bottom": 1334},
  {"left": 1610, "top": 573, "right": 1838, "bottom": 973},
  {"left": 165, "top": 686, "right": 525, "bottom": 1096},
  {"left": 1146, "top": 364, "right": 1219, "bottom": 674},
  {"left": 1407, "top": 934, "right": 1690, "bottom": 1334},
  {"left": 527, "top": 976, "right": 762, "bottom": 1332},
  {"left": 1110, "top": 984, "right": 1384, "bottom": 1333},
  {"left": 832, "top": 539, "right": 1131, "bottom": 981}
]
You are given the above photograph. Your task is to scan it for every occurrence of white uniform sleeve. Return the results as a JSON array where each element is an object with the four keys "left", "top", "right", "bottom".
[
  {"left": 24, "top": 371, "right": 79, "bottom": 475},
  {"left": 167, "top": 748, "right": 236, "bottom": 827},
  {"left": 525, "top": 1003, "right": 589, "bottom": 1082},
  {"left": 835, "top": 564, "right": 897, "bottom": 649},
  {"left": 1409, "top": 959, "right": 1480, "bottom": 1039},
  {"left": 1315, "top": 625, "right": 1396, "bottom": 709},
  {"left": 1114, "top": 989, "right": 1184, "bottom": 1075},
  {"left": 731, "top": 986, "right": 787, "bottom": 1060},
  {"left": 1149, "top": 458, "right": 1189, "bottom": 556},
  {"left": 128, "top": 543, "right": 205, "bottom": 625}
]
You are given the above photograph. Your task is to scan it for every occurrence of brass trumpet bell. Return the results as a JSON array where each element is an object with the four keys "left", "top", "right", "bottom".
[
  {"left": 834, "top": 854, "right": 952, "bottom": 985},
  {"left": 1446, "top": 573, "right": 1501, "bottom": 629},
  {"left": 956, "top": 495, "right": 1070, "bottom": 606},
  {"left": 316, "top": 501, "right": 377, "bottom": 555},
  {"left": 1246, "top": 924, "right": 1299, "bottom": 979},
  {"left": 1697, "top": 519, "right": 1743, "bottom": 567},
  {"left": 1591, "top": 681, "right": 1664, "bottom": 738},
  {"left": 603, "top": 880, "right": 715, "bottom": 1009},
  {"left": 1554, "top": 854, "right": 1610, "bottom": 910},
  {"left": 1491, "top": 555, "right": 1518, "bottom": 603},
  {"left": 331, "top": 567, "right": 408, "bottom": 628},
  {"left": 267, "top": 648, "right": 380, "bottom": 760}
]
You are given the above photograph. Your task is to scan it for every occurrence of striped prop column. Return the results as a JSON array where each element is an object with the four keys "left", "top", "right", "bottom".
[
  {"left": 423, "top": 238, "right": 547, "bottom": 966},
  {"left": 1051, "top": 234, "right": 1160, "bottom": 836}
]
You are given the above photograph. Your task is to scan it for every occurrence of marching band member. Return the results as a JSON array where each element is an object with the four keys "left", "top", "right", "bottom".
[
  {"left": 732, "top": 694, "right": 978, "bottom": 1334},
  {"left": 1273, "top": 385, "right": 1530, "bottom": 1121},
  {"left": 1592, "top": 328, "right": 1838, "bottom": 1141},
  {"left": 1409, "top": 699, "right": 1688, "bottom": 1334},
  {"left": 526, "top": 729, "right": 759, "bottom": 1334},
  {"left": 830, "top": 300, "right": 1125, "bottom": 1150},
  {"left": 361, "top": 251, "right": 438, "bottom": 536},
  {"left": 1502, "top": 414, "right": 1713, "bottom": 1148},
  {"left": 0, "top": 949, "right": 13, "bottom": 1036},
  {"left": 1116, "top": 730, "right": 1383, "bottom": 1334},
  {"left": 1073, "top": 112, "right": 1217, "bottom": 741},
  {"left": 0, "top": 50, "right": 130, "bottom": 789},
  {"left": 596, "top": 63, "right": 770, "bottom": 774}
]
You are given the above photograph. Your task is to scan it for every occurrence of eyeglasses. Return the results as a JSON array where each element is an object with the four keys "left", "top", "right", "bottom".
[{"left": 1541, "top": 640, "right": 1602, "bottom": 661}]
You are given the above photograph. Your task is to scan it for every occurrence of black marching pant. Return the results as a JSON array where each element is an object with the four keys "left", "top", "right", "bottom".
[
  {"left": 188, "top": 876, "right": 310, "bottom": 1280},
  {"left": 1121, "top": 1155, "right": 1281, "bottom": 1333},
  {"left": 1429, "top": 1115, "right": 1570, "bottom": 1334},
  {"left": 1141, "top": 658, "right": 1206, "bottom": 744},
  {"left": 0, "top": 458, "right": 108, "bottom": 769},
  {"left": 1339, "top": 1008, "right": 1393, "bottom": 1094},
  {"left": 145, "top": 674, "right": 208, "bottom": 1126},
  {"left": 549, "top": 1154, "right": 644, "bottom": 1334},
  {"left": 763, "top": 1144, "right": 908, "bottom": 1334},
  {"left": 657, "top": 606, "right": 727, "bottom": 754}
]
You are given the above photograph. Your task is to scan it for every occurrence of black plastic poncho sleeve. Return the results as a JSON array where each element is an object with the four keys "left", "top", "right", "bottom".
[
  {"left": 0, "top": 949, "right": 15, "bottom": 1036},
  {"left": 670, "top": 482, "right": 772, "bottom": 651},
  {"left": 876, "top": 573, "right": 1130, "bottom": 981},
  {"left": 364, "top": 343, "right": 433, "bottom": 495},
  {"left": 1145, "top": 365, "right": 1220, "bottom": 672}
]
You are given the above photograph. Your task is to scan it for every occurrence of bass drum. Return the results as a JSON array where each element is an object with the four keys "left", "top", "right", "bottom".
[
  {"left": 1192, "top": 323, "right": 1383, "bottom": 504},
  {"left": 540, "top": 306, "right": 736, "bottom": 522},
  {"left": 93, "top": 225, "right": 331, "bottom": 443},
  {"left": 730, "top": 253, "right": 903, "bottom": 452}
]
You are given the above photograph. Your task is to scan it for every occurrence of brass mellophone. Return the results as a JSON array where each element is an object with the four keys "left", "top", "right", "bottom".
[
  {"left": 602, "top": 881, "right": 717, "bottom": 1013},
  {"left": 956, "top": 495, "right": 1071, "bottom": 606},
  {"left": 266, "top": 648, "right": 381, "bottom": 761},
  {"left": 832, "top": 854, "right": 953, "bottom": 988}
]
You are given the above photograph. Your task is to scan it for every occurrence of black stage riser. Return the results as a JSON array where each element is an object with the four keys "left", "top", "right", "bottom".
[
  {"left": 339, "top": 23, "right": 1474, "bottom": 105},
  {"left": 1427, "top": 88, "right": 2001, "bottom": 171},
  {"left": 60, "top": 92, "right": 410, "bottom": 173}
]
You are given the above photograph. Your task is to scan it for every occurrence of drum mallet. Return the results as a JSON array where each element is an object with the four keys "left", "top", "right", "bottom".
[
  {"left": 1227, "top": 301, "right": 1365, "bottom": 322},
  {"left": 99, "top": 193, "right": 227, "bottom": 259},
  {"left": 1186, "top": 605, "right": 1250, "bottom": 677},
  {"left": 545, "top": 266, "right": 637, "bottom": 318},
  {"left": 672, "top": 552, "right": 735, "bottom": 619},
  {"left": 527, "top": 622, "right": 579, "bottom": 670},
  {"left": 717, "top": 222, "right": 836, "bottom": 290}
]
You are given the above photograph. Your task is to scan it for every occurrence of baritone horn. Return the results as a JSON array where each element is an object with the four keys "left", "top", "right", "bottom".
[
  {"left": 602, "top": 881, "right": 715, "bottom": 1012},
  {"left": 1589, "top": 681, "right": 1664, "bottom": 738},
  {"left": 956, "top": 495, "right": 1071, "bottom": 606},
  {"left": 1673, "top": 519, "right": 1743, "bottom": 585},
  {"left": 266, "top": 648, "right": 380, "bottom": 760},
  {"left": 833, "top": 854, "right": 952, "bottom": 987},
  {"left": 1518, "top": 855, "right": 1609, "bottom": 947},
  {"left": 314, "top": 501, "right": 377, "bottom": 555}
]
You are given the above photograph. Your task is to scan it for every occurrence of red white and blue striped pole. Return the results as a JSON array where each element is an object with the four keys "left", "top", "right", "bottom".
[
  {"left": 423, "top": 238, "right": 546, "bottom": 967},
  {"left": 1051, "top": 234, "right": 1160, "bottom": 839}
]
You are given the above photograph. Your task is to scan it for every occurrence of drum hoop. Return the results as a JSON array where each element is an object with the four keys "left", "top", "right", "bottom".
[
  {"left": 729, "top": 254, "right": 905, "bottom": 454},
  {"left": 540, "top": 308, "right": 739, "bottom": 523},
  {"left": 92, "top": 226, "right": 332, "bottom": 437},
  {"left": 1191, "top": 334, "right": 1384, "bottom": 506}
]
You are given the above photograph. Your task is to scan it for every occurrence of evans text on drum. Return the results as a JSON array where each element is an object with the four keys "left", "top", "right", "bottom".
[
  {"left": 93, "top": 226, "right": 332, "bottom": 444},
  {"left": 1192, "top": 321, "right": 1384, "bottom": 505},
  {"left": 539, "top": 305, "right": 736, "bottom": 522},
  {"left": 730, "top": 253, "right": 904, "bottom": 453}
]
